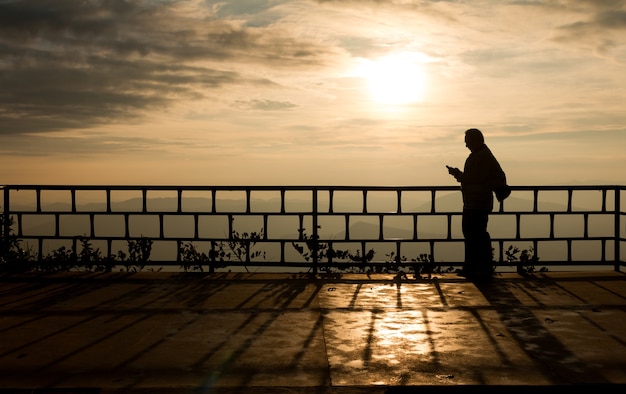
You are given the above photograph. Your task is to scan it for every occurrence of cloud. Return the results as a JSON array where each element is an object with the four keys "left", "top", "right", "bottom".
[
  {"left": 232, "top": 99, "right": 298, "bottom": 111},
  {"left": 0, "top": 0, "right": 337, "bottom": 135},
  {"left": 2, "top": 0, "right": 626, "bottom": 179},
  {"left": 552, "top": 2, "right": 626, "bottom": 61}
]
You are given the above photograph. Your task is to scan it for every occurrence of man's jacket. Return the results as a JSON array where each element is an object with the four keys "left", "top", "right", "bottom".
[{"left": 460, "top": 144, "right": 507, "bottom": 211}]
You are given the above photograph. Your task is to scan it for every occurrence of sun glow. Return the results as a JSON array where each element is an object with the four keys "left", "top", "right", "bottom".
[{"left": 356, "top": 52, "right": 428, "bottom": 106}]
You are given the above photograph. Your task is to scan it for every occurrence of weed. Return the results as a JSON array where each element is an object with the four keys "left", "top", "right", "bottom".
[
  {"left": 292, "top": 227, "right": 375, "bottom": 273},
  {"left": 1, "top": 214, "right": 36, "bottom": 272},
  {"left": 410, "top": 253, "right": 456, "bottom": 278},
  {"left": 178, "top": 242, "right": 210, "bottom": 272},
  {"left": 383, "top": 251, "right": 455, "bottom": 279},
  {"left": 77, "top": 237, "right": 113, "bottom": 272},
  {"left": 504, "top": 245, "right": 545, "bottom": 275},
  {"left": 38, "top": 246, "right": 76, "bottom": 272},
  {"left": 178, "top": 219, "right": 267, "bottom": 273},
  {"left": 0, "top": 211, "right": 547, "bottom": 277},
  {"left": 291, "top": 227, "right": 328, "bottom": 265},
  {"left": 228, "top": 228, "right": 266, "bottom": 272},
  {"left": 124, "top": 237, "right": 153, "bottom": 272}
]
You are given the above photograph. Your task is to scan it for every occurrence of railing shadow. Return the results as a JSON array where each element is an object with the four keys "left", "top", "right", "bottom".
[
  {"left": 0, "top": 273, "right": 328, "bottom": 390},
  {"left": 1, "top": 272, "right": 625, "bottom": 390},
  {"left": 318, "top": 272, "right": 626, "bottom": 387},
  {"left": 474, "top": 277, "right": 622, "bottom": 385}
]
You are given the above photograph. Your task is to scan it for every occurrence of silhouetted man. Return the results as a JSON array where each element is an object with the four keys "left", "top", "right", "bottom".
[{"left": 447, "top": 128, "right": 508, "bottom": 281}]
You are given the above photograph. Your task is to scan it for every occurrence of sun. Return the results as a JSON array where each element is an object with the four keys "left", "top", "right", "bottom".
[{"left": 357, "top": 52, "right": 427, "bottom": 106}]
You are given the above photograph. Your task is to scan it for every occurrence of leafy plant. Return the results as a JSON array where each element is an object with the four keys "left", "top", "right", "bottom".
[
  {"left": 206, "top": 241, "right": 233, "bottom": 272},
  {"left": 410, "top": 252, "right": 448, "bottom": 278},
  {"left": 178, "top": 219, "right": 267, "bottom": 272},
  {"left": 292, "top": 227, "right": 375, "bottom": 273},
  {"left": 384, "top": 251, "right": 454, "bottom": 279},
  {"left": 335, "top": 247, "right": 375, "bottom": 273},
  {"left": 35, "top": 236, "right": 117, "bottom": 272},
  {"left": 1, "top": 214, "right": 36, "bottom": 272},
  {"left": 38, "top": 245, "right": 76, "bottom": 272},
  {"left": 292, "top": 227, "right": 327, "bottom": 265},
  {"left": 228, "top": 228, "right": 266, "bottom": 272},
  {"left": 178, "top": 241, "right": 210, "bottom": 272},
  {"left": 504, "top": 245, "right": 544, "bottom": 275},
  {"left": 0, "top": 210, "right": 547, "bottom": 278},
  {"left": 79, "top": 237, "right": 117, "bottom": 272},
  {"left": 123, "top": 237, "right": 153, "bottom": 272},
  {"left": 375, "top": 251, "right": 402, "bottom": 274}
]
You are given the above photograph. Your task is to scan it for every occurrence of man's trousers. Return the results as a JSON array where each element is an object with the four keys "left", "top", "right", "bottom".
[{"left": 461, "top": 209, "right": 493, "bottom": 274}]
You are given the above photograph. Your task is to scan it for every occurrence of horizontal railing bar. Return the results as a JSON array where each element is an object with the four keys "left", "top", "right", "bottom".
[
  {"left": 118, "top": 260, "right": 623, "bottom": 267},
  {"left": 3, "top": 184, "right": 625, "bottom": 190},
  {"left": 3, "top": 185, "right": 461, "bottom": 192},
  {"left": 10, "top": 235, "right": 618, "bottom": 243},
  {"left": 4, "top": 210, "right": 617, "bottom": 216}
]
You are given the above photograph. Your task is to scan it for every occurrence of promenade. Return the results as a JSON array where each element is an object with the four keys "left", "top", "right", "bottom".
[{"left": 0, "top": 270, "right": 625, "bottom": 393}]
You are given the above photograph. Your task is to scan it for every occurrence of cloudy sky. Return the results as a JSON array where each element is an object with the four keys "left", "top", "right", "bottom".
[{"left": 1, "top": 0, "right": 626, "bottom": 187}]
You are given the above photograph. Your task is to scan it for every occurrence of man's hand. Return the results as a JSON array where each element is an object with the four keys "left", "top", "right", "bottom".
[{"left": 446, "top": 165, "right": 462, "bottom": 181}]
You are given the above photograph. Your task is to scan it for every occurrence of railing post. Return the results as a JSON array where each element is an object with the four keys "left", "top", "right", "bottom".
[
  {"left": 616, "top": 186, "right": 621, "bottom": 272},
  {"left": 312, "top": 188, "right": 318, "bottom": 275},
  {"left": 2, "top": 186, "right": 9, "bottom": 253}
]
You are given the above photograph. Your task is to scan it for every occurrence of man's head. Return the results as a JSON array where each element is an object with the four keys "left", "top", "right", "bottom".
[{"left": 465, "top": 128, "right": 484, "bottom": 152}]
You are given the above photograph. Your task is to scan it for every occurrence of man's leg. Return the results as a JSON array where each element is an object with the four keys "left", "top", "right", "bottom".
[
  {"left": 478, "top": 226, "right": 494, "bottom": 275},
  {"left": 462, "top": 210, "right": 491, "bottom": 278},
  {"left": 462, "top": 210, "right": 481, "bottom": 275}
]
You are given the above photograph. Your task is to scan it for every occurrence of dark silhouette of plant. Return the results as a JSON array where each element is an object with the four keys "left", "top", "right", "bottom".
[
  {"left": 292, "top": 227, "right": 374, "bottom": 273},
  {"left": 411, "top": 252, "right": 454, "bottom": 279},
  {"left": 123, "top": 237, "right": 153, "bottom": 272},
  {"left": 379, "top": 251, "right": 405, "bottom": 274},
  {"left": 1, "top": 214, "right": 36, "bottom": 272},
  {"left": 38, "top": 246, "right": 76, "bottom": 272},
  {"left": 0, "top": 211, "right": 547, "bottom": 278},
  {"left": 206, "top": 241, "right": 233, "bottom": 272},
  {"left": 505, "top": 245, "right": 543, "bottom": 275},
  {"left": 79, "top": 237, "right": 99, "bottom": 266},
  {"left": 348, "top": 248, "right": 376, "bottom": 267},
  {"left": 228, "top": 228, "right": 265, "bottom": 272},
  {"left": 384, "top": 251, "right": 453, "bottom": 279},
  {"left": 292, "top": 227, "right": 325, "bottom": 264},
  {"left": 77, "top": 237, "right": 116, "bottom": 272},
  {"left": 178, "top": 242, "right": 210, "bottom": 272},
  {"left": 34, "top": 237, "right": 132, "bottom": 272},
  {"left": 178, "top": 219, "right": 267, "bottom": 272}
]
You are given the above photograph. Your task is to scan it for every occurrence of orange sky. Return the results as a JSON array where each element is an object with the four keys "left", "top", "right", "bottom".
[{"left": 1, "top": 0, "right": 626, "bottom": 187}]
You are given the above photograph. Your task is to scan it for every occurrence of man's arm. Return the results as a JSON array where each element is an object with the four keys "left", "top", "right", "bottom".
[{"left": 446, "top": 165, "right": 463, "bottom": 182}]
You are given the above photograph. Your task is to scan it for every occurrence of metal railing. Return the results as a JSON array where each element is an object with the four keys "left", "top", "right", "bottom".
[{"left": 2, "top": 185, "right": 625, "bottom": 273}]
